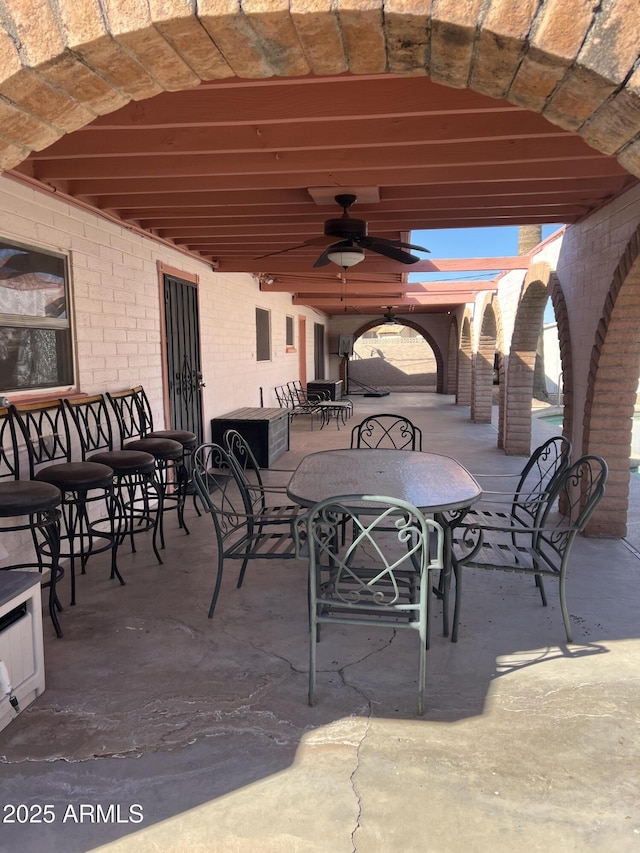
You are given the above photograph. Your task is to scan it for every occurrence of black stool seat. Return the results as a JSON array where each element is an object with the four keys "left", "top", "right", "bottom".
[
  {"left": 90, "top": 449, "right": 156, "bottom": 476},
  {"left": 0, "top": 480, "right": 61, "bottom": 516},
  {"left": 125, "top": 437, "right": 183, "bottom": 461},
  {"left": 147, "top": 429, "right": 197, "bottom": 448},
  {"left": 35, "top": 461, "right": 114, "bottom": 491}
]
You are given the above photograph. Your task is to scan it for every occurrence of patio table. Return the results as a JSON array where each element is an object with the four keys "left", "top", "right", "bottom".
[{"left": 287, "top": 448, "right": 481, "bottom": 635}]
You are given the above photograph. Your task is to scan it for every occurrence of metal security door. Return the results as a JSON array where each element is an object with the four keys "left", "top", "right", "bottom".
[{"left": 163, "top": 274, "right": 204, "bottom": 443}]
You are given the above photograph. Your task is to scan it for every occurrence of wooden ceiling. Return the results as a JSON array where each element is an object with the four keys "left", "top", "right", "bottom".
[{"left": 13, "top": 73, "right": 636, "bottom": 317}]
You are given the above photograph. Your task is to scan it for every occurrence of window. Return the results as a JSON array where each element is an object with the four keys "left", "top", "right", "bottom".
[
  {"left": 285, "top": 315, "right": 295, "bottom": 349},
  {"left": 314, "top": 322, "right": 325, "bottom": 379},
  {"left": 256, "top": 307, "right": 271, "bottom": 362},
  {"left": 0, "top": 238, "right": 73, "bottom": 392}
]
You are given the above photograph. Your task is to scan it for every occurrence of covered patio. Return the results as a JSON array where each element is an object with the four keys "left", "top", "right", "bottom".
[{"left": 1, "top": 392, "right": 638, "bottom": 852}]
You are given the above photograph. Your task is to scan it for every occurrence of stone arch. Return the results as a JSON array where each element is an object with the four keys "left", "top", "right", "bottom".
[
  {"left": 456, "top": 311, "right": 473, "bottom": 406},
  {"left": 547, "top": 273, "right": 574, "bottom": 451},
  {"left": 471, "top": 298, "right": 497, "bottom": 424},
  {"left": 352, "top": 317, "right": 444, "bottom": 393},
  {"left": 0, "top": 6, "right": 637, "bottom": 178},
  {"left": 445, "top": 316, "right": 459, "bottom": 396},
  {"left": 504, "top": 263, "right": 552, "bottom": 455},
  {"left": 582, "top": 224, "right": 640, "bottom": 537},
  {"left": 492, "top": 297, "right": 508, "bottom": 450}
]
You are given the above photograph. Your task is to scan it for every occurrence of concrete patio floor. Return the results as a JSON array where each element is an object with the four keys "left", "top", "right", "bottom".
[{"left": 0, "top": 393, "right": 638, "bottom": 852}]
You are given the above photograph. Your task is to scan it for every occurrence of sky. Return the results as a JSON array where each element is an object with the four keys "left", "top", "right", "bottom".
[
  {"left": 408, "top": 224, "right": 562, "bottom": 321},
  {"left": 408, "top": 224, "right": 561, "bottom": 282}
]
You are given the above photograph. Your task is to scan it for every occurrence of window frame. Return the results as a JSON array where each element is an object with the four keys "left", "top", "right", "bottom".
[
  {"left": 255, "top": 306, "right": 272, "bottom": 362},
  {"left": 285, "top": 314, "right": 295, "bottom": 351},
  {"left": 0, "top": 236, "right": 76, "bottom": 395}
]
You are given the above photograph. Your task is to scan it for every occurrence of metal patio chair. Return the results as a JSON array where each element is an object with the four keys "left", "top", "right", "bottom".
[
  {"left": 294, "top": 494, "right": 444, "bottom": 715},
  {"left": 222, "top": 429, "right": 293, "bottom": 494},
  {"left": 468, "top": 436, "right": 572, "bottom": 533},
  {"left": 192, "top": 442, "right": 300, "bottom": 619},
  {"left": 452, "top": 454, "right": 608, "bottom": 643},
  {"left": 350, "top": 414, "right": 423, "bottom": 450},
  {"left": 275, "top": 383, "right": 322, "bottom": 430}
]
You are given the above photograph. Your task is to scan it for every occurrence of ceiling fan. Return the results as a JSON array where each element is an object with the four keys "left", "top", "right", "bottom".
[{"left": 256, "top": 194, "right": 430, "bottom": 269}]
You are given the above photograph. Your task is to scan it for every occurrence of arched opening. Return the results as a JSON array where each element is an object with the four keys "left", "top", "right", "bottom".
[
  {"left": 471, "top": 300, "right": 497, "bottom": 424},
  {"left": 456, "top": 314, "right": 473, "bottom": 406},
  {"left": 350, "top": 318, "right": 443, "bottom": 394},
  {"left": 504, "top": 263, "right": 552, "bottom": 455},
  {"left": 0, "top": 3, "right": 635, "bottom": 541},
  {"left": 446, "top": 317, "right": 459, "bottom": 396},
  {"left": 583, "top": 225, "right": 640, "bottom": 537},
  {"left": 0, "top": 6, "right": 636, "bottom": 180}
]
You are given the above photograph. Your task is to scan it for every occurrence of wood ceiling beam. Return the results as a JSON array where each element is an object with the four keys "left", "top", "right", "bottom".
[
  {"left": 59, "top": 174, "right": 632, "bottom": 201},
  {"left": 158, "top": 206, "right": 585, "bottom": 239},
  {"left": 260, "top": 279, "right": 498, "bottom": 294},
  {"left": 129, "top": 193, "right": 612, "bottom": 226},
  {"left": 219, "top": 257, "right": 526, "bottom": 274},
  {"left": 61, "top": 157, "right": 627, "bottom": 202},
  {"left": 31, "top": 113, "right": 572, "bottom": 160},
  {"left": 293, "top": 294, "right": 481, "bottom": 307},
  {"left": 83, "top": 75, "right": 523, "bottom": 129},
  {"left": 32, "top": 138, "right": 608, "bottom": 181}
]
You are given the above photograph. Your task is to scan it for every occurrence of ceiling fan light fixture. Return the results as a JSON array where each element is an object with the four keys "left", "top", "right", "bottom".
[{"left": 327, "top": 246, "right": 365, "bottom": 270}]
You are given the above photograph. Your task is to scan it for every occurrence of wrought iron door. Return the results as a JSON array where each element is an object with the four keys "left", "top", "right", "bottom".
[{"left": 163, "top": 274, "right": 204, "bottom": 443}]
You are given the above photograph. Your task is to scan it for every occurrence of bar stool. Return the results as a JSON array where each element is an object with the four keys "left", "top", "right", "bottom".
[
  {"left": 131, "top": 386, "right": 198, "bottom": 515},
  {"left": 10, "top": 399, "right": 121, "bottom": 608},
  {"left": 106, "top": 388, "right": 187, "bottom": 546},
  {"left": 0, "top": 405, "right": 63, "bottom": 637},
  {"left": 64, "top": 394, "right": 164, "bottom": 565}
]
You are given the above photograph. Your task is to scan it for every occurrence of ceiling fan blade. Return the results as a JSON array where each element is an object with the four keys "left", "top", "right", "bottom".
[
  {"left": 360, "top": 236, "right": 430, "bottom": 253},
  {"left": 303, "top": 235, "right": 339, "bottom": 247},
  {"left": 313, "top": 240, "right": 355, "bottom": 268},
  {"left": 254, "top": 243, "right": 309, "bottom": 260},
  {"left": 312, "top": 248, "right": 332, "bottom": 268},
  {"left": 360, "top": 239, "right": 421, "bottom": 264},
  {"left": 254, "top": 234, "right": 339, "bottom": 259}
]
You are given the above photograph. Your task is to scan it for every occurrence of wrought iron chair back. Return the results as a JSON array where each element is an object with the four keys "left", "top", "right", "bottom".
[
  {"left": 468, "top": 436, "right": 572, "bottom": 533},
  {"left": 106, "top": 387, "right": 147, "bottom": 445},
  {"left": 10, "top": 398, "right": 73, "bottom": 473},
  {"left": 0, "top": 406, "right": 63, "bottom": 636},
  {"left": 453, "top": 454, "right": 608, "bottom": 643},
  {"left": 64, "top": 394, "right": 163, "bottom": 565},
  {"left": 192, "top": 442, "right": 299, "bottom": 619},
  {"left": 223, "top": 428, "right": 265, "bottom": 491},
  {"left": 0, "top": 405, "right": 19, "bottom": 481},
  {"left": 106, "top": 387, "right": 188, "bottom": 539},
  {"left": 64, "top": 394, "right": 116, "bottom": 458},
  {"left": 294, "top": 494, "right": 444, "bottom": 715},
  {"left": 350, "top": 414, "right": 423, "bottom": 451},
  {"left": 10, "top": 398, "right": 120, "bottom": 610}
]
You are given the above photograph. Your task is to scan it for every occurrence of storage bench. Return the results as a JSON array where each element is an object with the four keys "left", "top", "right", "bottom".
[{"left": 210, "top": 408, "right": 290, "bottom": 468}]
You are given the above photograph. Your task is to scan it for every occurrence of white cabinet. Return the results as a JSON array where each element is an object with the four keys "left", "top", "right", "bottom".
[{"left": 0, "top": 572, "right": 45, "bottom": 734}]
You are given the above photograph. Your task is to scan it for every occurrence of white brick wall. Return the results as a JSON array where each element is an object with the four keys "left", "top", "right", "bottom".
[{"left": 0, "top": 176, "right": 326, "bottom": 430}]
